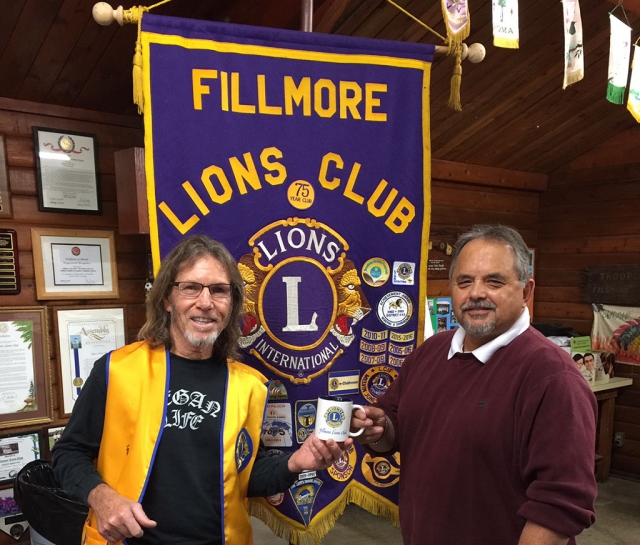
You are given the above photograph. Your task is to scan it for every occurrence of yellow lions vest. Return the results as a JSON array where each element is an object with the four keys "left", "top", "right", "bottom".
[{"left": 82, "top": 341, "right": 268, "bottom": 545}]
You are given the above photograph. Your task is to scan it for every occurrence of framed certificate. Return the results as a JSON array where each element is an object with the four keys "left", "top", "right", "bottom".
[
  {"left": 32, "top": 127, "right": 101, "bottom": 214},
  {"left": 0, "top": 308, "right": 53, "bottom": 429},
  {"left": 0, "top": 433, "right": 40, "bottom": 483},
  {"left": 54, "top": 307, "right": 126, "bottom": 416},
  {"left": 31, "top": 228, "right": 119, "bottom": 300}
]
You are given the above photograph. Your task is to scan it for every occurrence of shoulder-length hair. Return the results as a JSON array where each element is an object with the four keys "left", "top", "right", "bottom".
[{"left": 137, "top": 235, "right": 244, "bottom": 361}]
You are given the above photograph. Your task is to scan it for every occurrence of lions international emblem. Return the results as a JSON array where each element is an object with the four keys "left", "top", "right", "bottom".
[{"left": 239, "top": 218, "right": 371, "bottom": 384}]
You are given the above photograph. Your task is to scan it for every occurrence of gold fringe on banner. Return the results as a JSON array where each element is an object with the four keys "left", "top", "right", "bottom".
[
  {"left": 249, "top": 481, "right": 399, "bottom": 545},
  {"left": 441, "top": 0, "right": 471, "bottom": 51}
]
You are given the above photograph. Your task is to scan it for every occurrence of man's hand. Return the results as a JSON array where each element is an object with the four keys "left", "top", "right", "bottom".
[
  {"left": 351, "top": 405, "right": 391, "bottom": 446},
  {"left": 88, "top": 483, "right": 157, "bottom": 543},
  {"left": 288, "top": 433, "right": 352, "bottom": 473}
]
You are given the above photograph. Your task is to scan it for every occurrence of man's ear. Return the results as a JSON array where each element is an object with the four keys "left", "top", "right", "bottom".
[
  {"left": 164, "top": 295, "right": 173, "bottom": 314},
  {"left": 522, "top": 278, "right": 535, "bottom": 307}
]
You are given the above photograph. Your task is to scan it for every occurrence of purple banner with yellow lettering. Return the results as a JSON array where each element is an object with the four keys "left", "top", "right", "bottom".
[{"left": 142, "top": 14, "right": 432, "bottom": 544}]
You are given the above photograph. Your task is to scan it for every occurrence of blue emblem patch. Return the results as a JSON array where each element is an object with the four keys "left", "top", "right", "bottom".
[{"left": 235, "top": 428, "right": 253, "bottom": 472}]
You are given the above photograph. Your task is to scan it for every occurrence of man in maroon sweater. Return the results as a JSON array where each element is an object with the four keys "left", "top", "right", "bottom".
[{"left": 352, "top": 224, "right": 597, "bottom": 545}]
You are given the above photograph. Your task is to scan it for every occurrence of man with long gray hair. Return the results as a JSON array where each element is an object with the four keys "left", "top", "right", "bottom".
[
  {"left": 53, "top": 235, "right": 348, "bottom": 545},
  {"left": 351, "top": 224, "right": 597, "bottom": 545}
]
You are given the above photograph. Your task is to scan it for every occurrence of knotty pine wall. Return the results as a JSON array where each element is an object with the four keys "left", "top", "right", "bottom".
[
  {"left": 0, "top": 98, "right": 146, "bottom": 434},
  {"left": 538, "top": 125, "right": 640, "bottom": 478}
]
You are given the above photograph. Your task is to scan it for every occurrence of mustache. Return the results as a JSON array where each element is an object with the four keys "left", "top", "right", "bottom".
[{"left": 461, "top": 301, "right": 497, "bottom": 312}]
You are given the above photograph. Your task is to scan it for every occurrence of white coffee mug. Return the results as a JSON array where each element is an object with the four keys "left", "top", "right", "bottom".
[{"left": 314, "top": 396, "right": 365, "bottom": 441}]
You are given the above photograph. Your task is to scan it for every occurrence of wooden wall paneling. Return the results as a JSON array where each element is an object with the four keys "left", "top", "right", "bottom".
[
  {"left": 314, "top": 0, "right": 352, "bottom": 34},
  {"left": 541, "top": 181, "right": 640, "bottom": 207},
  {"left": 0, "top": 0, "right": 63, "bottom": 97},
  {"left": 539, "top": 215, "right": 640, "bottom": 239},
  {"left": 333, "top": 0, "right": 386, "bottom": 37},
  {"left": 432, "top": 159, "right": 547, "bottom": 191},
  {"left": 533, "top": 286, "right": 581, "bottom": 303},
  {"left": 567, "top": 127, "right": 640, "bottom": 169},
  {"left": 549, "top": 162, "right": 640, "bottom": 186},
  {"left": 0, "top": 1, "right": 27, "bottom": 57},
  {"left": 431, "top": 204, "right": 538, "bottom": 231},
  {"left": 0, "top": 97, "right": 143, "bottom": 130},
  {"left": 429, "top": 0, "right": 558, "bottom": 152},
  {"left": 432, "top": 182, "right": 539, "bottom": 214},
  {"left": 46, "top": 17, "right": 121, "bottom": 106},
  {"left": 17, "top": 0, "right": 95, "bottom": 103}
]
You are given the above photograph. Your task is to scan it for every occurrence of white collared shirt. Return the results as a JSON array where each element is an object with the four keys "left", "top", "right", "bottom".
[{"left": 448, "top": 307, "right": 531, "bottom": 364}]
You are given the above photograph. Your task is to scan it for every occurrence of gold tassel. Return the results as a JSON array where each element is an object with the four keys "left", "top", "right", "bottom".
[
  {"left": 123, "top": 6, "right": 148, "bottom": 114},
  {"left": 132, "top": 38, "right": 144, "bottom": 114},
  {"left": 447, "top": 52, "right": 463, "bottom": 111}
]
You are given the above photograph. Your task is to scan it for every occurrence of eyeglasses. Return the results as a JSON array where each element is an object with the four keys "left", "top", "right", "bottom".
[{"left": 171, "top": 282, "right": 232, "bottom": 299}]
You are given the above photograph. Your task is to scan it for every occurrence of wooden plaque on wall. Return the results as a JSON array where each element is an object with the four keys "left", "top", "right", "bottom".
[{"left": 580, "top": 265, "right": 640, "bottom": 306}]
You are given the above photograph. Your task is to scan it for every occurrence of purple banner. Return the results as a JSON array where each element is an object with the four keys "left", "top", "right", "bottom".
[{"left": 142, "top": 13, "right": 432, "bottom": 542}]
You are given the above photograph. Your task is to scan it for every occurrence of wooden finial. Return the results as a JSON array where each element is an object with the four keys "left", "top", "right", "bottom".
[
  {"left": 467, "top": 43, "right": 486, "bottom": 63},
  {"left": 92, "top": 2, "right": 125, "bottom": 26}
]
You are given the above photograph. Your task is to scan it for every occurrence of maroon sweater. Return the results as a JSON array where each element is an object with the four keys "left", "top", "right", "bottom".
[{"left": 375, "top": 327, "right": 597, "bottom": 545}]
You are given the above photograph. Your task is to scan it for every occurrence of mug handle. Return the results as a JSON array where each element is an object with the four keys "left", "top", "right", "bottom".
[{"left": 349, "top": 404, "right": 366, "bottom": 437}]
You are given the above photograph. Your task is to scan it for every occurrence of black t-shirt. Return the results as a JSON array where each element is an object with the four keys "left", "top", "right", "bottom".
[{"left": 131, "top": 355, "right": 226, "bottom": 545}]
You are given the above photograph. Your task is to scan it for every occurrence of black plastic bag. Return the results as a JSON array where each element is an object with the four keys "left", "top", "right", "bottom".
[{"left": 13, "top": 460, "right": 88, "bottom": 545}]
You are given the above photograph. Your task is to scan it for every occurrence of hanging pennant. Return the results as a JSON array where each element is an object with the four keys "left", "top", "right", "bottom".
[
  {"left": 442, "top": 0, "right": 471, "bottom": 47},
  {"left": 492, "top": 0, "right": 519, "bottom": 49},
  {"left": 628, "top": 44, "right": 640, "bottom": 122},
  {"left": 607, "top": 14, "right": 632, "bottom": 104},
  {"left": 562, "top": 0, "right": 584, "bottom": 89}
]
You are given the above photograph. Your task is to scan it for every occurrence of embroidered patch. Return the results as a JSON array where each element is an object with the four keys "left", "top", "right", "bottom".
[
  {"left": 361, "top": 328, "right": 389, "bottom": 341},
  {"left": 261, "top": 403, "right": 293, "bottom": 447},
  {"left": 361, "top": 452, "right": 401, "bottom": 488},
  {"left": 360, "top": 365, "right": 399, "bottom": 403},
  {"left": 377, "top": 291, "right": 413, "bottom": 328},
  {"left": 266, "top": 379, "right": 289, "bottom": 400},
  {"left": 392, "top": 261, "right": 414, "bottom": 285},
  {"left": 362, "top": 257, "right": 390, "bottom": 287},
  {"left": 235, "top": 428, "right": 253, "bottom": 472},
  {"left": 289, "top": 476, "right": 323, "bottom": 527},
  {"left": 327, "top": 369, "right": 360, "bottom": 396},
  {"left": 295, "top": 400, "right": 317, "bottom": 444},
  {"left": 328, "top": 443, "right": 357, "bottom": 482},
  {"left": 389, "top": 330, "right": 414, "bottom": 342},
  {"left": 238, "top": 218, "right": 371, "bottom": 384},
  {"left": 267, "top": 492, "right": 285, "bottom": 506}
]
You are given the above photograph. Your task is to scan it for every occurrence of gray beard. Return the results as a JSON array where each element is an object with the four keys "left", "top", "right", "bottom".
[
  {"left": 183, "top": 329, "right": 219, "bottom": 347},
  {"left": 462, "top": 321, "right": 496, "bottom": 336}
]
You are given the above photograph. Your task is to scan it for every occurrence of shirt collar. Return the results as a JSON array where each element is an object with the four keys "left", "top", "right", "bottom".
[{"left": 448, "top": 307, "right": 530, "bottom": 363}]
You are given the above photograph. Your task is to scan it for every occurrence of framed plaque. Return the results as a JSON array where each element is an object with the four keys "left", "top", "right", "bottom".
[
  {"left": 0, "top": 486, "right": 29, "bottom": 543},
  {"left": 0, "top": 231, "right": 19, "bottom": 295},
  {"left": 0, "top": 307, "right": 53, "bottom": 429},
  {"left": 0, "top": 432, "right": 40, "bottom": 483},
  {"left": 0, "top": 135, "right": 11, "bottom": 219},
  {"left": 31, "top": 228, "right": 119, "bottom": 300},
  {"left": 54, "top": 307, "right": 126, "bottom": 416},
  {"left": 33, "top": 127, "right": 101, "bottom": 214}
]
